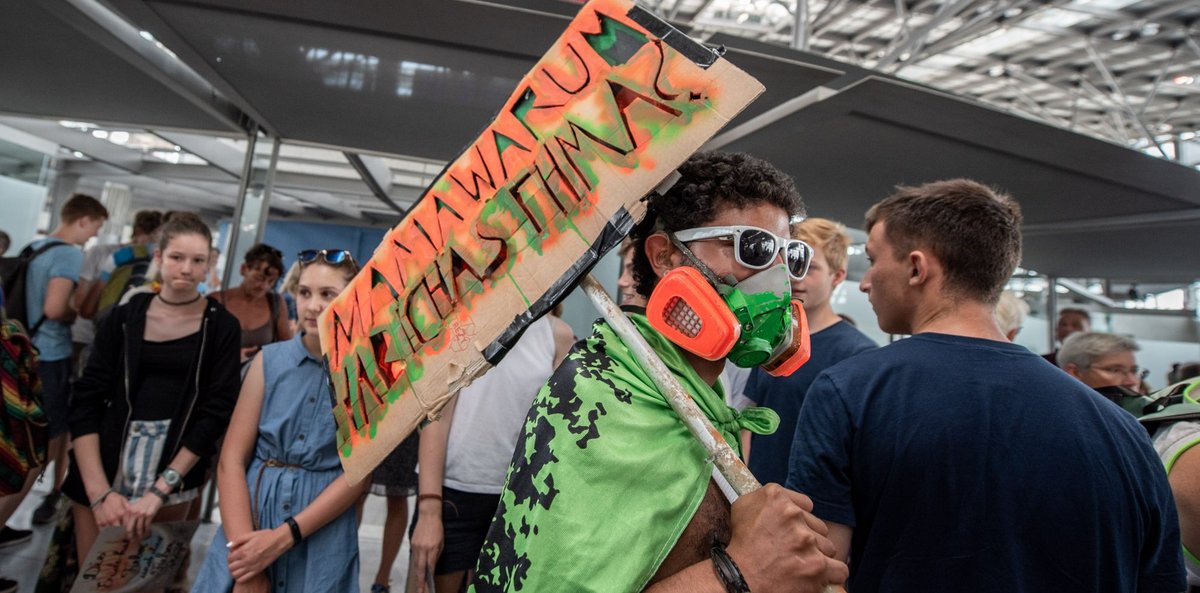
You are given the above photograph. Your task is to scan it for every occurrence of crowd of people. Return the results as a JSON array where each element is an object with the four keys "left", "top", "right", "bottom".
[{"left": 0, "top": 149, "right": 1197, "bottom": 593}]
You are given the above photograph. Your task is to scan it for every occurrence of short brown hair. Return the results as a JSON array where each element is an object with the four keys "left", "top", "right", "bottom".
[
  {"left": 60, "top": 193, "right": 108, "bottom": 224},
  {"left": 132, "top": 210, "right": 163, "bottom": 237},
  {"left": 793, "top": 217, "right": 850, "bottom": 273},
  {"left": 157, "top": 212, "right": 212, "bottom": 251},
  {"left": 865, "top": 179, "right": 1021, "bottom": 304}
]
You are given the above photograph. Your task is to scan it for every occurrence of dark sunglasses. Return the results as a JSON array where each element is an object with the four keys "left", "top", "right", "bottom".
[
  {"left": 673, "top": 225, "right": 813, "bottom": 280},
  {"left": 297, "top": 249, "right": 355, "bottom": 266}
]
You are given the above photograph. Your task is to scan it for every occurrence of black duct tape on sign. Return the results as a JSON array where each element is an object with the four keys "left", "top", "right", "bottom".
[
  {"left": 482, "top": 207, "right": 636, "bottom": 364},
  {"left": 626, "top": 5, "right": 720, "bottom": 69}
]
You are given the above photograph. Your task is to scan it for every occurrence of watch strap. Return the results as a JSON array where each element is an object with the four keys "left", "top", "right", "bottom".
[{"left": 149, "top": 485, "right": 170, "bottom": 503}]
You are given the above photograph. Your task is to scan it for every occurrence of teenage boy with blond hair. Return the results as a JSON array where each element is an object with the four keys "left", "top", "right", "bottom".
[{"left": 743, "top": 218, "right": 876, "bottom": 486}]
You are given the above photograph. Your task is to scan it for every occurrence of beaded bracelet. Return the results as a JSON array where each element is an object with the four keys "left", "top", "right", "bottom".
[
  {"left": 89, "top": 487, "right": 116, "bottom": 510},
  {"left": 711, "top": 545, "right": 752, "bottom": 593}
]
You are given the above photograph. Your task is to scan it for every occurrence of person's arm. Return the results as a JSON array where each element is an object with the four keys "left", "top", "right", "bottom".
[
  {"left": 180, "top": 314, "right": 242, "bottom": 459},
  {"left": 70, "top": 310, "right": 120, "bottom": 438},
  {"left": 644, "top": 484, "right": 848, "bottom": 593},
  {"left": 215, "top": 355, "right": 267, "bottom": 547},
  {"left": 410, "top": 395, "right": 458, "bottom": 593},
  {"left": 549, "top": 316, "right": 575, "bottom": 367},
  {"left": 274, "top": 294, "right": 294, "bottom": 342},
  {"left": 826, "top": 521, "right": 852, "bottom": 563},
  {"left": 43, "top": 277, "right": 76, "bottom": 321},
  {"left": 226, "top": 459, "right": 371, "bottom": 583},
  {"left": 71, "top": 308, "right": 128, "bottom": 527},
  {"left": 124, "top": 447, "right": 200, "bottom": 541},
  {"left": 72, "top": 433, "right": 130, "bottom": 530},
  {"left": 1168, "top": 443, "right": 1200, "bottom": 561},
  {"left": 77, "top": 281, "right": 103, "bottom": 320}
]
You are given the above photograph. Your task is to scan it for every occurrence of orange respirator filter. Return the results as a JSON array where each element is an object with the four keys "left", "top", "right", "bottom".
[
  {"left": 646, "top": 266, "right": 741, "bottom": 361},
  {"left": 760, "top": 299, "right": 812, "bottom": 377}
]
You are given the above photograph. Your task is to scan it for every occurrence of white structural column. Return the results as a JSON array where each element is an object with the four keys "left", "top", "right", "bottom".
[{"left": 221, "top": 131, "right": 280, "bottom": 291}]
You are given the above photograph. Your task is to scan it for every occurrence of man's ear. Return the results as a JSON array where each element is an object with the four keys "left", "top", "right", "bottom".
[
  {"left": 907, "top": 250, "right": 929, "bottom": 287},
  {"left": 644, "top": 233, "right": 680, "bottom": 280},
  {"left": 1064, "top": 363, "right": 1084, "bottom": 380}
]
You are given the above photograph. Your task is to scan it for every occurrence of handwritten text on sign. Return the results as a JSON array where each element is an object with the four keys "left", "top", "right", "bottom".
[{"left": 319, "top": 0, "right": 763, "bottom": 482}]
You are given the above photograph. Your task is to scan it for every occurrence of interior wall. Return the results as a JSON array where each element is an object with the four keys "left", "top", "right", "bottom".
[{"left": 0, "top": 174, "right": 49, "bottom": 255}]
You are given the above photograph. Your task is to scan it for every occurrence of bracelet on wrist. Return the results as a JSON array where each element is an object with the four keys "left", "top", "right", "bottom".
[
  {"left": 90, "top": 487, "right": 116, "bottom": 510},
  {"left": 284, "top": 516, "right": 303, "bottom": 547},
  {"left": 148, "top": 485, "right": 170, "bottom": 503},
  {"left": 417, "top": 493, "right": 442, "bottom": 505},
  {"left": 711, "top": 544, "right": 752, "bottom": 593}
]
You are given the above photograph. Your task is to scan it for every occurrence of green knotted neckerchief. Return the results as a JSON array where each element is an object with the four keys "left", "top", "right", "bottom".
[{"left": 471, "top": 311, "right": 779, "bottom": 593}]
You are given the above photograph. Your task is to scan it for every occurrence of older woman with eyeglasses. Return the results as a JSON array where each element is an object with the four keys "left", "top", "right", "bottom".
[
  {"left": 194, "top": 248, "right": 369, "bottom": 593},
  {"left": 211, "top": 243, "right": 293, "bottom": 362},
  {"left": 1058, "top": 331, "right": 1145, "bottom": 391}
]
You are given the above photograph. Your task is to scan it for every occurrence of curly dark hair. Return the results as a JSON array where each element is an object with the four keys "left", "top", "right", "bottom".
[
  {"left": 629, "top": 152, "right": 804, "bottom": 299},
  {"left": 243, "top": 243, "right": 285, "bottom": 277}
]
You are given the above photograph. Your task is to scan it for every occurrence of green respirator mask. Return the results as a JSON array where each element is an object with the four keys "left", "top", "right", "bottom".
[{"left": 646, "top": 235, "right": 811, "bottom": 376}]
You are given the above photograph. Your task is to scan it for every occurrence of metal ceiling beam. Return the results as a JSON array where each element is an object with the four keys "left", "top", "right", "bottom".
[
  {"left": 1085, "top": 38, "right": 1168, "bottom": 157},
  {"left": 344, "top": 152, "right": 405, "bottom": 214},
  {"left": 0, "top": 116, "right": 144, "bottom": 171},
  {"left": 0, "top": 122, "right": 60, "bottom": 156},
  {"left": 1138, "top": 45, "right": 1180, "bottom": 118},
  {"left": 702, "top": 73, "right": 864, "bottom": 151},
  {"left": 1022, "top": 209, "right": 1200, "bottom": 235},
  {"left": 40, "top": 0, "right": 246, "bottom": 134},
  {"left": 878, "top": 0, "right": 978, "bottom": 72},
  {"left": 155, "top": 131, "right": 245, "bottom": 177},
  {"left": 792, "top": 0, "right": 810, "bottom": 51},
  {"left": 914, "top": 0, "right": 1051, "bottom": 61},
  {"left": 1086, "top": 0, "right": 1200, "bottom": 38}
]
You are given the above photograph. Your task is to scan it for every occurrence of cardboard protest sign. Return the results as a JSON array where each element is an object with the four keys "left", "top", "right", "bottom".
[
  {"left": 70, "top": 521, "right": 198, "bottom": 593},
  {"left": 319, "top": 0, "right": 765, "bottom": 483}
]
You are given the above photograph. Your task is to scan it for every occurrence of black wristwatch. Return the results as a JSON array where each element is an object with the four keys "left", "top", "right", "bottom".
[{"left": 159, "top": 468, "right": 182, "bottom": 491}]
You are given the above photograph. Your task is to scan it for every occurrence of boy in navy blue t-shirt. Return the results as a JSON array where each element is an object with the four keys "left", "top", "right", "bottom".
[{"left": 788, "top": 179, "right": 1184, "bottom": 592}]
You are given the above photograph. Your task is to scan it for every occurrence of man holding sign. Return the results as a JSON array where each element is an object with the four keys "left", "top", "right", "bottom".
[{"left": 470, "top": 152, "right": 846, "bottom": 593}]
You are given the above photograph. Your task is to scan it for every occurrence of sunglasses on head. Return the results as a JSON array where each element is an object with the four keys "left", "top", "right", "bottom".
[
  {"left": 672, "top": 225, "right": 812, "bottom": 280},
  {"left": 297, "top": 249, "right": 355, "bottom": 266}
]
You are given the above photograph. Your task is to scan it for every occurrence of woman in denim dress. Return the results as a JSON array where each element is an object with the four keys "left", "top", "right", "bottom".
[{"left": 193, "top": 250, "right": 367, "bottom": 593}]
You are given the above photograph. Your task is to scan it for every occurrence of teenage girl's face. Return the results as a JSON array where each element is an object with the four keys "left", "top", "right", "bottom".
[
  {"left": 157, "top": 233, "right": 210, "bottom": 293},
  {"left": 296, "top": 263, "right": 349, "bottom": 333}
]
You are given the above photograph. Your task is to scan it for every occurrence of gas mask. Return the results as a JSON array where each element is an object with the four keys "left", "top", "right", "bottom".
[{"left": 645, "top": 231, "right": 811, "bottom": 377}]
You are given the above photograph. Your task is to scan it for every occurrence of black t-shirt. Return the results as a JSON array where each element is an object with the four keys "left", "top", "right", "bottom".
[
  {"left": 789, "top": 333, "right": 1185, "bottom": 592},
  {"left": 133, "top": 332, "right": 200, "bottom": 421}
]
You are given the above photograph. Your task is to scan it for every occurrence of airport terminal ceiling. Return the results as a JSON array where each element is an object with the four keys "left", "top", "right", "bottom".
[{"left": 1, "top": 0, "right": 1199, "bottom": 285}]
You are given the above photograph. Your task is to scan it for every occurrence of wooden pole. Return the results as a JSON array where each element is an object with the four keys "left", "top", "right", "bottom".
[{"left": 580, "top": 275, "right": 760, "bottom": 496}]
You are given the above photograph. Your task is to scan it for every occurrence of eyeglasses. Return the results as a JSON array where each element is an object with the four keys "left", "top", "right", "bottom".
[
  {"left": 673, "top": 225, "right": 812, "bottom": 280},
  {"left": 297, "top": 249, "right": 356, "bottom": 266},
  {"left": 1090, "top": 365, "right": 1150, "bottom": 380}
]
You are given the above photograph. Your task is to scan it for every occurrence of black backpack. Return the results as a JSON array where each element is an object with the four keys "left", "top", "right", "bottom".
[{"left": 0, "top": 241, "right": 71, "bottom": 335}]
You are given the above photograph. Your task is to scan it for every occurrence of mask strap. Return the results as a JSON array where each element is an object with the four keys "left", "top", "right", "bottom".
[{"left": 666, "top": 232, "right": 738, "bottom": 287}]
